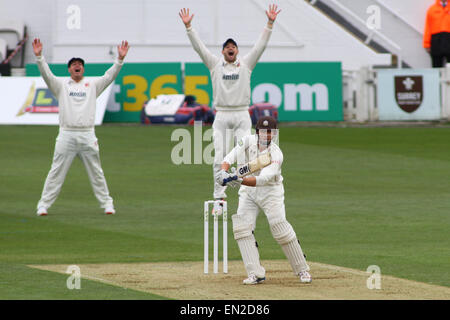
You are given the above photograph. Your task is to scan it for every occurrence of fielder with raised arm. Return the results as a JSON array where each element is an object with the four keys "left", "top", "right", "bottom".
[
  {"left": 217, "top": 116, "right": 312, "bottom": 284},
  {"left": 32, "top": 38, "right": 129, "bottom": 216},
  {"left": 179, "top": 5, "right": 281, "bottom": 211}
]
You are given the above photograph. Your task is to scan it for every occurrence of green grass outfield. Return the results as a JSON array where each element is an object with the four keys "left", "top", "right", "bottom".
[{"left": 0, "top": 124, "right": 449, "bottom": 299}]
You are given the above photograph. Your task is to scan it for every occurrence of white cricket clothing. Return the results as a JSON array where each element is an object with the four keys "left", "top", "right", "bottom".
[
  {"left": 37, "top": 130, "right": 113, "bottom": 210},
  {"left": 186, "top": 26, "right": 272, "bottom": 111},
  {"left": 36, "top": 55, "right": 123, "bottom": 131},
  {"left": 232, "top": 213, "right": 266, "bottom": 279},
  {"left": 223, "top": 134, "right": 283, "bottom": 187},
  {"left": 225, "top": 135, "right": 310, "bottom": 275},
  {"left": 212, "top": 110, "right": 252, "bottom": 199},
  {"left": 271, "top": 220, "right": 310, "bottom": 274},
  {"left": 186, "top": 25, "right": 272, "bottom": 199},
  {"left": 36, "top": 55, "right": 121, "bottom": 212},
  {"left": 224, "top": 134, "right": 286, "bottom": 226}
]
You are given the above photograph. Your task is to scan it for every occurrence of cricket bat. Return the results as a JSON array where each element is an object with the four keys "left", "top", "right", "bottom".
[{"left": 236, "top": 153, "right": 272, "bottom": 177}]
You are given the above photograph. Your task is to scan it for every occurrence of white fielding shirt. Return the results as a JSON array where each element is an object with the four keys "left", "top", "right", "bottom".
[
  {"left": 186, "top": 26, "right": 272, "bottom": 111},
  {"left": 223, "top": 134, "right": 283, "bottom": 187},
  {"left": 36, "top": 55, "right": 124, "bottom": 131}
]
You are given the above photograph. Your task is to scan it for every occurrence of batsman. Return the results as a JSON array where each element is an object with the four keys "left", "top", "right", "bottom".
[{"left": 217, "top": 116, "right": 312, "bottom": 284}]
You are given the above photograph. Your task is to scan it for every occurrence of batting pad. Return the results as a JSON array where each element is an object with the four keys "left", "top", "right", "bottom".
[
  {"left": 270, "top": 219, "right": 296, "bottom": 244},
  {"left": 236, "top": 234, "right": 266, "bottom": 278},
  {"left": 270, "top": 220, "right": 310, "bottom": 275},
  {"left": 232, "top": 214, "right": 253, "bottom": 240},
  {"left": 232, "top": 215, "right": 265, "bottom": 278}
]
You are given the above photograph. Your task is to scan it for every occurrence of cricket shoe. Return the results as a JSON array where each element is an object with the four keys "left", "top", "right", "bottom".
[
  {"left": 299, "top": 270, "right": 312, "bottom": 283},
  {"left": 37, "top": 207, "right": 48, "bottom": 216},
  {"left": 105, "top": 207, "right": 116, "bottom": 215},
  {"left": 243, "top": 274, "right": 266, "bottom": 285}
]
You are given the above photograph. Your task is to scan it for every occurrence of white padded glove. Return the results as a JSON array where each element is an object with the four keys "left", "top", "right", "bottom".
[
  {"left": 227, "top": 167, "right": 243, "bottom": 188},
  {"left": 215, "top": 169, "right": 231, "bottom": 186}
]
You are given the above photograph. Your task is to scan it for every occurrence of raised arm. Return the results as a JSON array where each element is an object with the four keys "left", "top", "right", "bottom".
[
  {"left": 179, "top": 8, "right": 219, "bottom": 70},
  {"left": 243, "top": 4, "right": 281, "bottom": 70},
  {"left": 95, "top": 40, "right": 129, "bottom": 96},
  {"left": 32, "top": 38, "right": 62, "bottom": 97}
]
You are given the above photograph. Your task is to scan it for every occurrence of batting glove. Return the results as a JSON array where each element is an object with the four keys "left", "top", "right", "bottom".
[
  {"left": 227, "top": 167, "right": 243, "bottom": 188},
  {"left": 215, "top": 169, "right": 230, "bottom": 186}
]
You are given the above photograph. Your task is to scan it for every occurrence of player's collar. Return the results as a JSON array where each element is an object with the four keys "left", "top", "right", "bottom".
[
  {"left": 258, "top": 144, "right": 271, "bottom": 153},
  {"left": 68, "top": 77, "right": 84, "bottom": 84},
  {"left": 222, "top": 57, "right": 240, "bottom": 67}
]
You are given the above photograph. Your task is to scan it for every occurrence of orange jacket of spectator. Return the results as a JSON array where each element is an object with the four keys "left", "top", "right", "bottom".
[{"left": 423, "top": 0, "right": 450, "bottom": 49}]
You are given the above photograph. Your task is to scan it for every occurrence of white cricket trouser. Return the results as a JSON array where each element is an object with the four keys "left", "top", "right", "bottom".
[
  {"left": 212, "top": 110, "right": 252, "bottom": 199},
  {"left": 236, "top": 184, "right": 286, "bottom": 228},
  {"left": 37, "top": 129, "right": 113, "bottom": 210},
  {"left": 235, "top": 183, "right": 310, "bottom": 276}
]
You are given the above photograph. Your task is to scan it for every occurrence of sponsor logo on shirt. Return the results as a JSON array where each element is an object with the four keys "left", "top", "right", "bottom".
[
  {"left": 222, "top": 74, "right": 239, "bottom": 80},
  {"left": 69, "top": 91, "right": 87, "bottom": 97}
]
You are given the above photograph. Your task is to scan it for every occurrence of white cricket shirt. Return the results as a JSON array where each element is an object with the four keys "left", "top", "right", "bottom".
[
  {"left": 223, "top": 134, "right": 283, "bottom": 186},
  {"left": 186, "top": 26, "right": 272, "bottom": 111},
  {"left": 36, "top": 55, "right": 123, "bottom": 131}
]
